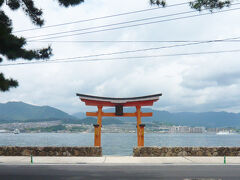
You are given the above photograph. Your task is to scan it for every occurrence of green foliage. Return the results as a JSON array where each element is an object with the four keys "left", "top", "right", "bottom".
[
  {"left": 26, "top": 125, "right": 66, "bottom": 132},
  {"left": 7, "top": 0, "right": 20, "bottom": 10},
  {"left": 0, "top": 0, "right": 4, "bottom": 7},
  {"left": 58, "top": 0, "right": 84, "bottom": 7},
  {"left": 150, "top": 0, "right": 166, "bottom": 7},
  {"left": 0, "top": 0, "right": 84, "bottom": 92},
  {"left": 190, "top": 0, "right": 231, "bottom": 11},
  {"left": 24, "top": 124, "right": 88, "bottom": 132},
  {"left": 78, "top": 117, "right": 124, "bottom": 125},
  {"left": 0, "top": 73, "right": 18, "bottom": 91},
  {"left": 150, "top": 0, "right": 231, "bottom": 11},
  {"left": 68, "top": 126, "right": 87, "bottom": 132}
]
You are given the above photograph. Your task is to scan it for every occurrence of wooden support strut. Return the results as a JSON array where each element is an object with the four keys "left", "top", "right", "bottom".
[
  {"left": 94, "top": 106, "right": 102, "bottom": 147},
  {"left": 139, "top": 124, "right": 145, "bottom": 147},
  {"left": 136, "top": 106, "right": 141, "bottom": 147},
  {"left": 93, "top": 124, "right": 100, "bottom": 146}
]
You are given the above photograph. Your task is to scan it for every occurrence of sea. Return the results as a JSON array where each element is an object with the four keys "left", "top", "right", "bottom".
[{"left": 0, "top": 133, "right": 240, "bottom": 155}]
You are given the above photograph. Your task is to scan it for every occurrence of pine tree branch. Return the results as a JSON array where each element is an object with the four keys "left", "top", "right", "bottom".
[
  {"left": 0, "top": 10, "right": 52, "bottom": 60},
  {"left": 21, "top": 0, "right": 44, "bottom": 26},
  {"left": 0, "top": 0, "right": 4, "bottom": 7},
  {"left": 190, "top": 0, "right": 231, "bottom": 11},
  {"left": 149, "top": 0, "right": 231, "bottom": 11},
  {"left": 7, "top": 0, "right": 20, "bottom": 10},
  {"left": 149, "top": 0, "right": 166, "bottom": 7},
  {"left": 0, "top": 73, "right": 18, "bottom": 92},
  {"left": 57, "top": 0, "right": 84, "bottom": 7}
]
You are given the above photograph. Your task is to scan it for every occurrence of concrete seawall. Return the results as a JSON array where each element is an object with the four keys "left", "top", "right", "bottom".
[
  {"left": 133, "top": 147, "right": 240, "bottom": 157},
  {"left": 0, "top": 146, "right": 102, "bottom": 156}
]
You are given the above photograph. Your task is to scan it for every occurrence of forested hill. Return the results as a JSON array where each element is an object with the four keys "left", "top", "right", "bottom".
[
  {"left": 148, "top": 110, "right": 240, "bottom": 128},
  {"left": 0, "top": 101, "right": 74, "bottom": 122}
]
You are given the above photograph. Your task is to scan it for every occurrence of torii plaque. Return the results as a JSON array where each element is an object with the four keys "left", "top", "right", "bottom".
[{"left": 77, "top": 93, "right": 162, "bottom": 147}]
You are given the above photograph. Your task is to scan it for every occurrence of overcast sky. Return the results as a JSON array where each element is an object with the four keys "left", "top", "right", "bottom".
[{"left": 1, "top": 0, "right": 240, "bottom": 114}]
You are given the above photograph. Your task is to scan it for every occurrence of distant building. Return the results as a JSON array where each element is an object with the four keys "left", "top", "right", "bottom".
[
  {"left": 190, "top": 127, "right": 206, "bottom": 133},
  {"left": 170, "top": 126, "right": 205, "bottom": 133}
]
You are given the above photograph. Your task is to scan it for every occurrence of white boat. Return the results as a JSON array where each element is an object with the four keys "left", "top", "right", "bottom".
[
  {"left": 13, "top": 129, "right": 20, "bottom": 134},
  {"left": 216, "top": 131, "right": 232, "bottom": 135},
  {"left": 0, "top": 130, "right": 8, "bottom": 133}
]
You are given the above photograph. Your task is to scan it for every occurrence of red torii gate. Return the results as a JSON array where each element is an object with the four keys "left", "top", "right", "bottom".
[{"left": 77, "top": 93, "right": 161, "bottom": 147}]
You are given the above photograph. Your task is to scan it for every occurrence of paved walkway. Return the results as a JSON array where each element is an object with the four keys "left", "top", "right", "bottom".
[
  {"left": 0, "top": 156, "right": 240, "bottom": 165},
  {"left": 1, "top": 164, "right": 240, "bottom": 180}
]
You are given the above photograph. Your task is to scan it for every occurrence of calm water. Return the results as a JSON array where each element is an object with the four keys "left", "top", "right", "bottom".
[{"left": 0, "top": 133, "right": 240, "bottom": 155}]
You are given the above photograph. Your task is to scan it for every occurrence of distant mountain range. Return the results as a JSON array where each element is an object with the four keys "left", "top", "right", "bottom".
[
  {"left": 0, "top": 102, "right": 240, "bottom": 128},
  {"left": 0, "top": 102, "right": 73, "bottom": 122},
  {"left": 149, "top": 110, "right": 240, "bottom": 128}
]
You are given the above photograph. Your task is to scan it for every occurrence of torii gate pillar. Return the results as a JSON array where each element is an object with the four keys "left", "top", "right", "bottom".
[
  {"left": 94, "top": 106, "right": 102, "bottom": 146},
  {"left": 136, "top": 105, "right": 142, "bottom": 146}
]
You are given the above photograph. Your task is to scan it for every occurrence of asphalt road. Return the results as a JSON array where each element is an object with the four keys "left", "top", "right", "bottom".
[{"left": 0, "top": 164, "right": 240, "bottom": 180}]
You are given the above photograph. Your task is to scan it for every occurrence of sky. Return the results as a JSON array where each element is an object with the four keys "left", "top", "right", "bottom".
[{"left": 1, "top": 0, "right": 240, "bottom": 114}]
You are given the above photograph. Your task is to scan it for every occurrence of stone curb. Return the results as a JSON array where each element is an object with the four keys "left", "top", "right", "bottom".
[
  {"left": 0, "top": 146, "right": 102, "bottom": 156},
  {"left": 133, "top": 147, "right": 240, "bottom": 157}
]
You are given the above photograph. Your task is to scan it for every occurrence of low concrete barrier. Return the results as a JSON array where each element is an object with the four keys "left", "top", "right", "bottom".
[
  {"left": 0, "top": 146, "right": 102, "bottom": 156},
  {"left": 133, "top": 147, "right": 240, "bottom": 157}
]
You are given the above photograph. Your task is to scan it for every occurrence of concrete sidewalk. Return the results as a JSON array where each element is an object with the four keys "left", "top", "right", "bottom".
[{"left": 1, "top": 156, "right": 240, "bottom": 165}]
